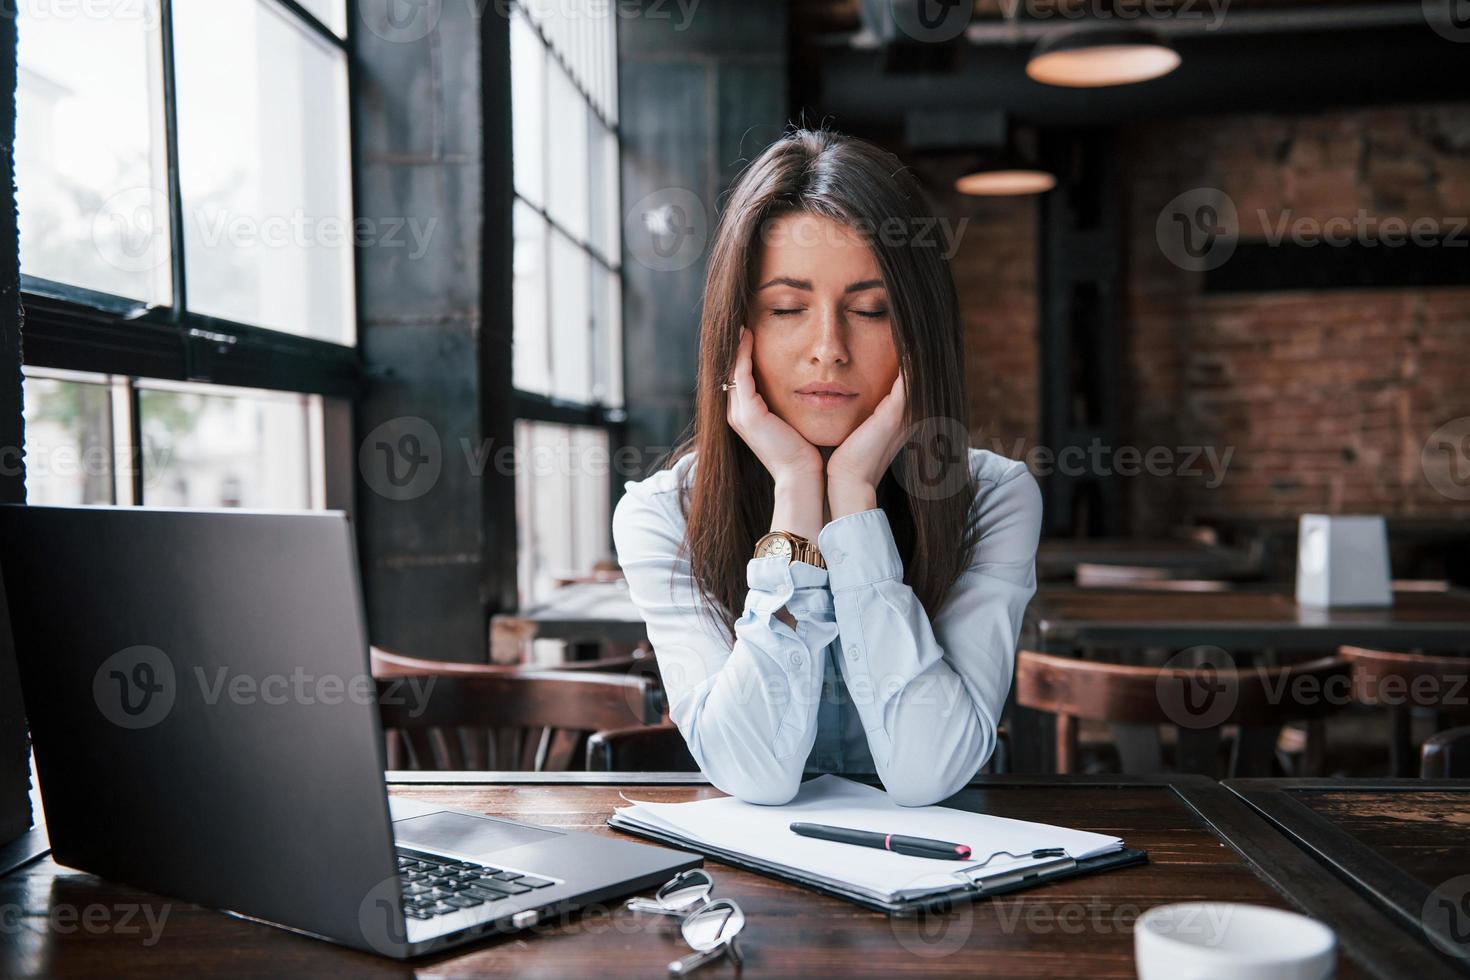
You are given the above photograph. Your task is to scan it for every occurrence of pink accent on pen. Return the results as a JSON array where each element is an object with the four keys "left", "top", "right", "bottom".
[
  {"left": 884, "top": 833, "right": 892, "bottom": 851},
  {"left": 955, "top": 844, "right": 972, "bottom": 858}
]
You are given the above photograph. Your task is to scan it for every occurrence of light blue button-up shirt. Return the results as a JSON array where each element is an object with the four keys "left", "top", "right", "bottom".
[{"left": 611, "top": 447, "right": 1042, "bottom": 807}]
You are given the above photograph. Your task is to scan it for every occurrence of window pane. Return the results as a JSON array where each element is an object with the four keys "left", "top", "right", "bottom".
[
  {"left": 603, "top": 8, "right": 618, "bottom": 126},
  {"left": 548, "top": 230, "right": 590, "bottom": 401},
  {"left": 16, "top": 1, "right": 171, "bottom": 304},
  {"left": 174, "top": 0, "right": 355, "bottom": 344},
  {"left": 510, "top": 10, "right": 545, "bottom": 209},
  {"left": 20, "top": 373, "right": 119, "bottom": 506},
  {"left": 545, "top": 61, "right": 588, "bottom": 243},
  {"left": 588, "top": 119, "right": 620, "bottom": 264},
  {"left": 592, "top": 266, "right": 622, "bottom": 408},
  {"left": 514, "top": 420, "right": 611, "bottom": 609},
  {"left": 139, "top": 384, "right": 320, "bottom": 509},
  {"left": 293, "top": 0, "right": 347, "bottom": 37},
  {"left": 512, "top": 201, "right": 550, "bottom": 396}
]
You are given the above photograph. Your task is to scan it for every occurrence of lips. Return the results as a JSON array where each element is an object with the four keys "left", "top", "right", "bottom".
[
  {"left": 796, "top": 383, "right": 858, "bottom": 396},
  {"left": 794, "top": 389, "right": 859, "bottom": 409}
]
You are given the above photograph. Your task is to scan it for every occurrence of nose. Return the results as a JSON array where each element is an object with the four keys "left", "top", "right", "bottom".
[{"left": 808, "top": 303, "right": 850, "bottom": 367}]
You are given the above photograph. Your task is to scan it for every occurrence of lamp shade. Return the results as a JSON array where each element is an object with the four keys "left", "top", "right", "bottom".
[
  {"left": 1027, "top": 26, "right": 1181, "bottom": 88},
  {"left": 954, "top": 146, "right": 1056, "bottom": 196},
  {"left": 955, "top": 166, "right": 1056, "bottom": 196}
]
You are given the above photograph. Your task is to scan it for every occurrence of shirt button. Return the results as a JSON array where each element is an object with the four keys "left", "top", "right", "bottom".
[
  {"left": 848, "top": 645, "right": 861, "bottom": 661},
  {"left": 829, "top": 549, "right": 845, "bottom": 565},
  {"left": 790, "top": 652, "right": 804, "bottom": 668}
]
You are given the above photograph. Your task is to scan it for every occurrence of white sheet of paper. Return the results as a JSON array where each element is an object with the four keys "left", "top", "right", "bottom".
[{"left": 614, "top": 775, "right": 1122, "bottom": 901}]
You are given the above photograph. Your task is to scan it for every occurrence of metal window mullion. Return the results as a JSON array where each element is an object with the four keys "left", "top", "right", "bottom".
[
  {"left": 158, "top": 0, "right": 188, "bottom": 336},
  {"left": 128, "top": 378, "right": 145, "bottom": 505},
  {"left": 267, "top": 0, "right": 347, "bottom": 50},
  {"left": 538, "top": 36, "right": 554, "bottom": 399}
]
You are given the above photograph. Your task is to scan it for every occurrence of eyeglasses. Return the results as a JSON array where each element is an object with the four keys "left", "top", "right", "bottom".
[{"left": 626, "top": 869, "right": 746, "bottom": 975}]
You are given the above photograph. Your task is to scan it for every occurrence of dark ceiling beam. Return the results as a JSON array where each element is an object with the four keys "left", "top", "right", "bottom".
[
  {"left": 961, "top": 3, "right": 1428, "bottom": 41},
  {"left": 812, "top": 27, "right": 1470, "bottom": 129}
]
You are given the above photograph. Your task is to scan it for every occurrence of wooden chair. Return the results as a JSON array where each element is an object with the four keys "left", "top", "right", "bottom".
[
  {"left": 1016, "top": 650, "right": 1350, "bottom": 777},
  {"left": 1340, "top": 646, "right": 1470, "bottom": 777},
  {"left": 1421, "top": 725, "right": 1470, "bottom": 778},
  {"left": 370, "top": 647, "right": 662, "bottom": 771},
  {"left": 586, "top": 722, "right": 699, "bottom": 772}
]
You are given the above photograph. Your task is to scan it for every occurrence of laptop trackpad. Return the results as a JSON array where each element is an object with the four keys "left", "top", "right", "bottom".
[{"left": 394, "top": 810, "right": 563, "bottom": 856}]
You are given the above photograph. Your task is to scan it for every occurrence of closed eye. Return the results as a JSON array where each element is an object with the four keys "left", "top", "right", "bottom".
[
  {"left": 851, "top": 309, "right": 888, "bottom": 319},
  {"left": 771, "top": 308, "right": 804, "bottom": 316}
]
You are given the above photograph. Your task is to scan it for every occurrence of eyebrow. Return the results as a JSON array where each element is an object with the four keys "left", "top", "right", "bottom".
[{"left": 755, "top": 276, "right": 886, "bottom": 294}]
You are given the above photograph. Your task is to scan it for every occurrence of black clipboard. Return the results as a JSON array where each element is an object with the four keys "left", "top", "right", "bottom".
[{"left": 608, "top": 813, "right": 1149, "bottom": 915}]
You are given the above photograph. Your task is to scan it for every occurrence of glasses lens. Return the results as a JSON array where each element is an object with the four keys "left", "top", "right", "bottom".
[
  {"left": 658, "top": 870, "right": 713, "bottom": 910},
  {"left": 681, "top": 899, "right": 745, "bottom": 951}
]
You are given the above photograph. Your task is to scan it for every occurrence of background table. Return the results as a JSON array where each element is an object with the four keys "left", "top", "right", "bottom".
[
  {"left": 1227, "top": 777, "right": 1470, "bottom": 971},
  {"left": 0, "top": 773, "right": 1457, "bottom": 978},
  {"left": 1012, "top": 586, "right": 1470, "bottom": 772},
  {"left": 1024, "top": 586, "right": 1470, "bottom": 654},
  {"left": 1036, "top": 538, "right": 1259, "bottom": 583}
]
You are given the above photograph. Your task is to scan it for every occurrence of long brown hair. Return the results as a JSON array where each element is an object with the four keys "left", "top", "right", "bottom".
[{"left": 661, "top": 126, "right": 981, "bottom": 643}]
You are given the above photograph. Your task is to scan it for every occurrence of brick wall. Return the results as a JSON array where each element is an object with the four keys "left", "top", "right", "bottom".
[
  {"left": 916, "top": 105, "right": 1470, "bottom": 536},
  {"left": 918, "top": 157, "right": 1042, "bottom": 457},
  {"left": 1121, "top": 103, "right": 1470, "bottom": 535}
]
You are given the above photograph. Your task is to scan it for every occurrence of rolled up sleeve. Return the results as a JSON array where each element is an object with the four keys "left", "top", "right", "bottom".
[
  {"left": 816, "top": 461, "right": 1042, "bottom": 806},
  {"left": 612, "top": 482, "right": 839, "bottom": 805}
]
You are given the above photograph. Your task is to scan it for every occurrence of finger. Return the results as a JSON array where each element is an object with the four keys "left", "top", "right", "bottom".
[
  {"left": 733, "top": 327, "right": 768, "bottom": 417},
  {"left": 728, "top": 328, "right": 757, "bottom": 427},
  {"left": 735, "top": 327, "right": 756, "bottom": 393}
]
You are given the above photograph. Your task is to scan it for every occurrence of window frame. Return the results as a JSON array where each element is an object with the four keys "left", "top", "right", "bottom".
[
  {"left": 17, "top": 0, "right": 364, "bottom": 403},
  {"left": 509, "top": 3, "right": 627, "bottom": 610},
  {"left": 510, "top": 5, "right": 625, "bottom": 432}
]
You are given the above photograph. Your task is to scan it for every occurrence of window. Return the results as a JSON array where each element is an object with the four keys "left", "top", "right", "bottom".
[
  {"left": 14, "top": 0, "right": 356, "bottom": 509},
  {"left": 21, "top": 368, "right": 324, "bottom": 510},
  {"left": 172, "top": 0, "right": 354, "bottom": 343},
  {"left": 510, "top": 1, "right": 623, "bottom": 610},
  {"left": 16, "top": 1, "right": 171, "bottom": 305}
]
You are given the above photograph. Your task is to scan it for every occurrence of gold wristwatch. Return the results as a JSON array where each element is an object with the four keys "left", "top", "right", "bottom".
[{"left": 753, "top": 530, "right": 826, "bottom": 569}]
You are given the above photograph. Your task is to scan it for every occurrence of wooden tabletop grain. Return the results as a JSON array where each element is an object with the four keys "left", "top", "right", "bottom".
[
  {"left": 0, "top": 774, "right": 1455, "bottom": 978},
  {"left": 1229, "top": 778, "right": 1470, "bottom": 974}
]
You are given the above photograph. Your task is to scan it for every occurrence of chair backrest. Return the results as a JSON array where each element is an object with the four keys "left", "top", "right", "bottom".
[
  {"left": 586, "top": 722, "right": 699, "bottom": 772},
  {"left": 1017, "top": 651, "right": 1349, "bottom": 726},
  {"left": 1340, "top": 646, "right": 1470, "bottom": 715},
  {"left": 1016, "top": 650, "right": 1350, "bottom": 776},
  {"left": 1421, "top": 725, "right": 1470, "bottom": 778},
  {"left": 370, "top": 648, "right": 660, "bottom": 771}
]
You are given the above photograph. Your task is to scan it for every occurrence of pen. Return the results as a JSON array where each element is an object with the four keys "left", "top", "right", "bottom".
[{"left": 789, "top": 821, "right": 972, "bottom": 860}]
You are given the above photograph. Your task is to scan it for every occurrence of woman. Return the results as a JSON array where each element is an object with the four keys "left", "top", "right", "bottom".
[{"left": 611, "top": 127, "right": 1042, "bottom": 807}]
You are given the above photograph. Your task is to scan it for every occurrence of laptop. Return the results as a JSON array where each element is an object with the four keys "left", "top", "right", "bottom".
[{"left": 0, "top": 504, "right": 700, "bottom": 958}]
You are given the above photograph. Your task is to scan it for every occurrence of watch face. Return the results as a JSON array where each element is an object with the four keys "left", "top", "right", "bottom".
[{"left": 767, "top": 536, "right": 792, "bottom": 558}]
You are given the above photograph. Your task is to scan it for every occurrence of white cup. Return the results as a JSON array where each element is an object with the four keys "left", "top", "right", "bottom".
[{"left": 1135, "top": 902, "right": 1337, "bottom": 980}]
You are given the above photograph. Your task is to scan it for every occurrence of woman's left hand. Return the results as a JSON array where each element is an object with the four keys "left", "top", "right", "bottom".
[{"left": 826, "top": 372, "right": 907, "bottom": 517}]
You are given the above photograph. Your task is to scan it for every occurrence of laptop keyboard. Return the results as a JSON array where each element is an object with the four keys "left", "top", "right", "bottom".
[{"left": 396, "top": 847, "right": 556, "bottom": 920}]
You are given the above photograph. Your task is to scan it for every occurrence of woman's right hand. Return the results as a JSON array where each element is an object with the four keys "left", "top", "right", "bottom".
[{"left": 726, "top": 326, "right": 823, "bottom": 485}]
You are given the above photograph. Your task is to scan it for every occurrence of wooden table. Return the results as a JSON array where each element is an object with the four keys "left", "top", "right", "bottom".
[
  {"left": 1025, "top": 586, "right": 1470, "bottom": 654},
  {"left": 1037, "top": 538, "right": 1258, "bottom": 583},
  {"left": 1012, "top": 586, "right": 1470, "bottom": 772},
  {"left": 0, "top": 772, "right": 1458, "bottom": 978},
  {"left": 1227, "top": 777, "right": 1470, "bottom": 973}
]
